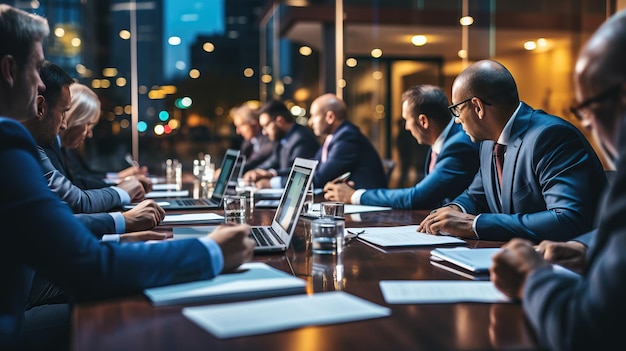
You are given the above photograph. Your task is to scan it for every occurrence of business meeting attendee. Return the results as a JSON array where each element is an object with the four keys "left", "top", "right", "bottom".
[
  {"left": 323, "top": 85, "right": 479, "bottom": 209},
  {"left": 419, "top": 59, "right": 607, "bottom": 242},
  {"left": 0, "top": 5, "right": 255, "bottom": 349},
  {"left": 46, "top": 82, "right": 148, "bottom": 190},
  {"left": 231, "top": 103, "right": 275, "bottom": 172},
  {"left": 490, "top": 10, "right": 626, "bottom": 350},
  {"left": 306, "top": 93, "right": 386, "bottom": 189},
  {"left": 243, "top": 99, "right": 319, "bottom": 188}
]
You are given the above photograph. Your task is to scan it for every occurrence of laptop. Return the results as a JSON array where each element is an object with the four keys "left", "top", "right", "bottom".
[
  {"left": 250, "top": 158, "right": 318, "bottom": 253},
  {"left": 155, "top": 149, "right": 240, "bottom": 210},
  {"left": 225, "top": 154, "right": 247, "bottom": 195}
]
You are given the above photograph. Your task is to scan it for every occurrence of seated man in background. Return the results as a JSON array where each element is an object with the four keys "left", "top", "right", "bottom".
[
  {"left": 307, "top": 93, "right": 387, "bottom": 189},
  {"left": 231, "top": 102, "right": 276, "bottom": 172},
  {"left": 419, "top": 60, "right": 607, "bottom": 243},
  {"left": 324, "top": 85, "right": 479, "bottom": 209},
  {"left": 490, "top": 10, "right": 626, "bottom": 349},
  {"left": 0, "top": 6, "right": 255, "bottom": 349},
  {"left": 243, "top": 99, "right": 318, "bottom": 188}
]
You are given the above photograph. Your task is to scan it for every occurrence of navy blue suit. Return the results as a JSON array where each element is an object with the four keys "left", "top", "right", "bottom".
[
  {"left": 312, "top": 121, "right": 387, "bottom": 189},
  {"left": 257, "top": 123, "right": 319, "bottom": 176},
  {"left": 0, "top": 118, "right": 219, "bottom": 347},
  {"left": 453, "top": 103, "right": 607, "bottom": 242},
  {"left": 240, "top": 132, "right": 276, "bottom": 172},
  {"left": 360, "top": 122, "right": 479, "bottom": 209},
  {"left": 521, "top": 118, "right": 626, "bottom": 350}
]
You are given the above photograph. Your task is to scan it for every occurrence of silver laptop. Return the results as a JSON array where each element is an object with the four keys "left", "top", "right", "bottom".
[
  {"left": 158, "top": 149, "right": 240, "bottom": 210},
  {"left": 225, "top": 154, "right": 247, "bottom": 195},
  {"left": 250, "top": 158, "right": 318, "bottom": 253}
]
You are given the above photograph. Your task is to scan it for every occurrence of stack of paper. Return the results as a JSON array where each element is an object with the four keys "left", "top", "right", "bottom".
[
  {"left": 379, "top": 281, "right": 511, "bottom": 304},
  {"left": 182, "top": 291, "right": 391, "bottom": 338},
  {"left": 345, "top": 225, "right": 466, "bottom": 247},
  {"left": 161, "top": 213, "right": 224, "bottom": 225},
  {"left": 430, "top": 247, "right": 501, "bottom": 273},
  {"left": 145, "top": 190, "right": 189, "bottom": 198},
  {"left": 144, "top": 262, "right": 306, "bottom": 306}
]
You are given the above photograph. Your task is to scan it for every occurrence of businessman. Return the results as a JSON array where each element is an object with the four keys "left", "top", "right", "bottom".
[
  {"left": 307, "top": 93, "right": 386, "bottom": 189},
  {"left": 419, "top": 60, "right": 607, "bottom": 242},
  {"left": 490, "top": 9, "right": 626, "bottom": 350},
  {"left": 0, "top": 5, "right": 255, "bottom": 349},
  {"left": 243, "top": 99, "right": 318, "bottom": 188},
  {"left": 324, "top": 85, "right": 479, "bottom": 209}
]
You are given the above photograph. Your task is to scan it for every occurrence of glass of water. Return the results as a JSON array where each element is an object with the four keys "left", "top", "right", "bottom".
[{"left": 223, "top": 195, "right": 247, "bottom": 224}]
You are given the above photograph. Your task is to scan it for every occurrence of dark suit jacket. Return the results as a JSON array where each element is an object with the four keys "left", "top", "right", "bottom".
[
  {"left": 240, "top": 132, "right": 276, "bottom": 172},
  {"left": 74, "top": 213, "right": 115, "bottom": 237},
  {"left": 453, "top": 102, "right": 607, "bottom": 242},
  {"left": 361, "top": 122, "right": 479, "bottom": 209},
  {"left": 312, "top": 121, "right": 386, "bottom": 189},
  {"left": 522, "top": 118, "right": 626, "bottom": 350},
  {"left": 38, "top": 146, "right": 124, "bottom": 213},
  {"left": 43, "top": 142, "right": 110, "bottom": 190},
  {"left": 257, "top": 123, "right": 319, "bottom": 176},
  {"left": 0, "top": 118, "right": 218, "bottom": 348}
]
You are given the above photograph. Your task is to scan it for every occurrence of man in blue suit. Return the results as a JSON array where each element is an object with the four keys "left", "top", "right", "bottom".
[
  {"left": 419, "top": 60, "right": 606, "bottom": 242},
  {"left": 0, "top": 5, "right": 255, "bottom": 349},
  {"left": 307, "top": 93, "right": 386, "bottom": 189},
  {"left": 244, "top": 100, "right": 319, "bottom": 188},
  {"left": 324, "top": 85, "right": 479, "bottom": 209},
  {"left": 490, "top": 10, "right": 626, "bottom": 350}
]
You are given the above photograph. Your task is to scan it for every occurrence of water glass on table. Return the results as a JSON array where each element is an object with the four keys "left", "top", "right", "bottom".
[
  {"left": 223, "top": 195, "right": 247, "bottom": 224},
  {"left": 311, "top": 217, "right": 344, "bottom": 255},
  {"left": 320, "top": 201, "right": 344, "bottom": 219}
]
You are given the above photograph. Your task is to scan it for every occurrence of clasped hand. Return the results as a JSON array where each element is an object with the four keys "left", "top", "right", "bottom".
[{"left": 418, "top": 206, "right": 477, "bottom": 238}]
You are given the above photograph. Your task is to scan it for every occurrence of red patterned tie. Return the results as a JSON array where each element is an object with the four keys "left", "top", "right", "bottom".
[
  {"left": 428, "top": 150, "right": 438, "bottom": 174},
  {"left": 493, "top": 143, "right": 506, "bottom": 187}
]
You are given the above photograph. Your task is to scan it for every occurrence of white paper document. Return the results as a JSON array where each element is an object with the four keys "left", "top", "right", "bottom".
[
  {"left": 145, "top": 262, "right": 306, "bottom": 306},
  {"left": 152, "top": 183, "right": 179, "bottom": 191},
  {"left": 430, "top": 247, "right": 502, "bottom": 273},
  {"left": 145, "top": 190, "right": 189, "bottom": 198},
  {"left": 379, "top": 281, "right": 511, "bottom": 304},
  {"left": 161, "top": 213, "right": 224, "bottom": 225},
  {"left": 344, "top": 225, "right": 466, "bottom": 247},
  {"left": 172, "top": 226, "right": 219, "bottom": 239},
  {"left": 182, "top": 291, "right": 391, "bottom": 338}
]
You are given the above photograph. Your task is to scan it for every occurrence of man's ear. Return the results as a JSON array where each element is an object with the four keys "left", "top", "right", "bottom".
[
  {"left": 36, "top": 96, "right": 47, "bottom": 120},
  {"left": 472, "top": 97, "right": 485, "bottom": 120},
  {"left": 324, "top": 111, "right": 336, "bottom": 125},
  {"left": 275, "top": 115, "right": 285, "bottom": 126},
  {"left": 0, "top": 55, "right": 17, "bottom": 87},
  {"left": 417, "top": 114, "right": 429, "bottom": 129}
]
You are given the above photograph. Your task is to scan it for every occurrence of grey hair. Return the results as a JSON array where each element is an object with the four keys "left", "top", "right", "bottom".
[{"left": 0, "top": 4, "right": 49, "bottom": 69}]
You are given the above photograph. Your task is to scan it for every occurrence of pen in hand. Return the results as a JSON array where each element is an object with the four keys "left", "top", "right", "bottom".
[
  {"left": 333, "top": 172, "right": 351, "bottom": 184},
  {"left": 125, "top": 153, "right": 140, "bottom": 168}
]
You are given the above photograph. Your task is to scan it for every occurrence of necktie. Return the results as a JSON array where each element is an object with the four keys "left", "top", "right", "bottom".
[
  {"left": 493, "top": 143, "right": 506, "bottom": 187},
  {"left": 321, "top": 134, "right": 333, "bottom": 163},
  {"left": 428, "top": 150, "right": 438, "bottom": 174}
]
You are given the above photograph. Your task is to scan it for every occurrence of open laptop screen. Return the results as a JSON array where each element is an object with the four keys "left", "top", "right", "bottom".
[
  {"left": 211, "top": 150, "right": 239, "bottom": 202},
  {"left": 274, "top": 164, "right": 313, "bottom": 233}
]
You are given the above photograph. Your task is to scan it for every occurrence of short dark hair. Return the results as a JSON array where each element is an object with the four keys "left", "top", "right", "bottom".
[
  {"left": 258, "top": 99, "right": 293, "bottom": 123},
  {"left": 401, "top": 85, "right": 451, "bottom": 126},
  {"left": 39, "top": 61, "right": 74, "bottom": 108}
]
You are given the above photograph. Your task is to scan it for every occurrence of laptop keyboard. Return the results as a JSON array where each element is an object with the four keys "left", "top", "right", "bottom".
[
  {"left": 250, "top": 227, "right": 273, "bottom": 247},
  {"left": 174, "top": 199, "right": 211, "bottom": 206}
]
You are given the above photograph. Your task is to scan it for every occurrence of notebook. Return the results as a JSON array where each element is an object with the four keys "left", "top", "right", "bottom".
[
  {"left": 249, "top": 158, "right": 318, "bottom": 253},
  {"left": 429, "top": 247, "right": 501, "bottom": 273},
  {"left": 150, "top": 149, "right": 240, "bottom": 210}
]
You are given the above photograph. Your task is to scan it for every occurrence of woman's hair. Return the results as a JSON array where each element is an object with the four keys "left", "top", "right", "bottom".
[{"left": 66, "top": 83, "right": 101, "bottom": 128}]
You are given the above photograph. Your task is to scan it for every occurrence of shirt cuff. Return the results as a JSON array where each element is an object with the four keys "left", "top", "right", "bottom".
[
  {"left": 269, "top": 169, "right": 278, "bottom": 176},
  {"left": 109, "top": 212, "right": 126, "bottom": 233},
  {"left": 111, "top": 186, "right": 131, "bottom": 204},
  {"left": 351, "top": 189, "right": 366, "bottom": 205},
  {"left": 198, "top": 237, "right": 224, "bottom": 276},
  {"left": 472, "top": 214, "right": 481, "bottom": 239},
  {"left": 101, "top": 234, "right": 120, "bottom": 242},
  {"left": 270, "top": 176, "right": 283, "bottom": 189}
]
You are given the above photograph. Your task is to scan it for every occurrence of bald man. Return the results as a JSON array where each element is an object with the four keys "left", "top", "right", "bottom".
[
  {"left": 308, "top": 93, "right": 386, "bottom": 189},
  {"left": 490, "top": 9, "right": 626, "bottom": 350},
  {"left": 419, "top": 60, "right": 606, "bottom": 242}
]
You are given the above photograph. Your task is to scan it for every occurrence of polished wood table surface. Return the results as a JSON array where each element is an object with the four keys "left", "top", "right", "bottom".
[{"left": 72, "top": 206, "right": 539, "bottom": 351}]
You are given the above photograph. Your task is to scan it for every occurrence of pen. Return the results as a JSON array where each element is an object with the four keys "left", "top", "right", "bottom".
[
  {"left": 333, "top": 172, "right": 351, "bottom": 184},
  {"left": 124, "top": 153, "right": 140, "bottom": 168}
]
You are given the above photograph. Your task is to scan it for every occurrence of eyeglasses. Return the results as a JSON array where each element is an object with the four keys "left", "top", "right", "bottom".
[
  {"left": 570, "top": 84, "right": 622, "bottom": 121},
  {"left": 448, "top": 97, "right": 491, "bottom": 117}
]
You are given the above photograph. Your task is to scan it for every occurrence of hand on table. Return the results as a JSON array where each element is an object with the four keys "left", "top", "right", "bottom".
[{"left": 418, "top": 205, "right": 477, "bottom": 238}]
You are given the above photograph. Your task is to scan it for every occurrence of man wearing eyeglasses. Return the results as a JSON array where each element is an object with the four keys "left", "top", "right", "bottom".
[
  {"left": 490, "top": 10, "right": 626, "bottom": 350},
  {"left": 419, "top": 59, "right": 607, "bottom": 242}
]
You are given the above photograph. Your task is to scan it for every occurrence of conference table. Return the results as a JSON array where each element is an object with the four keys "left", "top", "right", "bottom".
[{"left": 71, "top": 202, "right": 540, "bottom": 350}]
